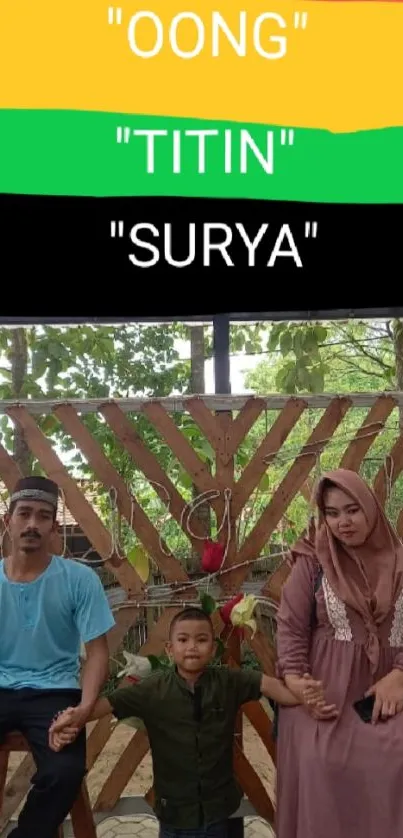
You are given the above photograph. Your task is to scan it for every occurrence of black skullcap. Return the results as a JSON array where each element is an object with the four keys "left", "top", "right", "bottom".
[{"left": 10, "top": 476, "right": 59, "bottom": 509}]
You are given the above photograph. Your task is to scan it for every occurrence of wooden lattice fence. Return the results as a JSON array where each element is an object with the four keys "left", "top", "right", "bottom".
[{"left": 1, "top": 392, "right": 403, "bottom": 833}]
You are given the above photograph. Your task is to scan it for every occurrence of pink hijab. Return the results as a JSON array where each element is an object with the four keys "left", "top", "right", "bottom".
[{"left": 290, "top": 469, "right": 403, "bottom": 671}]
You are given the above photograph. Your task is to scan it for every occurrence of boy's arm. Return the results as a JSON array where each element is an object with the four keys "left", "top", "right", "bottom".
[
  {"left": 228, "top": 668, "right": 324, "bottom": 709},
  {"left": 260, "top": 674, "right": 302, "bottom": 706},
  {"left": 49, "top": 680, "right": 153, "bottom": 751}
]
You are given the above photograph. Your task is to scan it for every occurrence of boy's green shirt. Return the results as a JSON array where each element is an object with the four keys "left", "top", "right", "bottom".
[{"left": 108, "top": 665, "right": 263, "bottom": 828}]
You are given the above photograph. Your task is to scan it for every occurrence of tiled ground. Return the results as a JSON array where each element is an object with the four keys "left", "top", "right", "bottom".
[{"left": 97, "top": 816, "right": 274, "bottom": 838}]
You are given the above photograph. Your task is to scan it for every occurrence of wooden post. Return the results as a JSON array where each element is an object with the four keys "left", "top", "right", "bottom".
[{"left": 213, "top": 314, "right": 231, "bottom": 395}]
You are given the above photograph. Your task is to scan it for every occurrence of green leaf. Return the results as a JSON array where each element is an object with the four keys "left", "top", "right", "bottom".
[
  {"left": 292, "top": 330, "right": 304, "bottom": 359},
  {"left": 214, "top": 637, "right": 225, "bottom": 660},
  {"left": 127, "top": 547, "right": 150, "bottom": 582},
  {"left": 147, "top": 654, "right": 163, "bottom": 671},
  {"left": 309, "top": 366, "right": 325, "bottom": 393},
  {"left": 314, "top": 325, "right": 328, "bottom": 343},
  {"left": 231, "top": 329, "right": 246, "bottom": 353},
  {"left": 177, "top": 468, "right": 193, "bottom": 491},
  {"left": 200, "top": 593, "right": 217, "bottom": 615},
  {"left": 194, "top": 439, "right": 215, "bottom": 463},
  {"left": 295, "top": 363, "right": 312, "bottom": 391},
  {"left": 258, "top": 473, "right": 272, "bottom": 492},
  {"left": 302, "top": 328, "right": 318, "bottom": 353},
  {"left": 267, "top": 323, "right": 284, "bottom": 352},
  {"left": 283, "top": 365, "right": 297, "bottom": 393},
  {"left": 279, "top": 330, "right": 293, "bottom": 357},
  {"left": 39, "top": 415, "right": 59, "bottom": 435}
]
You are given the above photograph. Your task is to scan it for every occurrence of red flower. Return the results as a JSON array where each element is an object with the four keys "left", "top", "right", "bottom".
[
  {"left": 219, "top": 593, "right": 244, "bottom": 624},
  {"left": 202, "top": 539, "right": 225, "bottom": 573}
]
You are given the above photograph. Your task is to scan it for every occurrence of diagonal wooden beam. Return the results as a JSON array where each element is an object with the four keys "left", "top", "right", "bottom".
[
  {"left": 186, "top": 396, "right": 224, "bottom": 450},
  {"left": 94, "top": 729, "right": 150, "bottom": 811},
  {"left": 261, "top": 560, "right": 291, "bottom": 604},
  {"left": 6, "top": 406, "right": 142, "bottom": 595},
  {"left": 0, "top": 441, "right": 21, "bottom": 490},
  {"left": 142, "top": 402, "right": 221, "bottom": 514},
  {"left": 233, "top": 398, "right": 352, "bottom": 587},
  {"left": 232, "top": 398, "right": 307, "bottom": 519},
  {"left": 100, "top": 403, "right": 205, "bottom": 548},
  {"left": 373, "top": 434, "right": 403, "bottom": 507},
  {"left": 54, "top": 405, "right": 188, "bottom": 583},
  {"left": 223, "top": 397, "right": 267, "bottom": 463},
  {"left": 242, "top": 701, "right": 275, "bottom": 763},
  {"left": 214, "top": 411, "right": 237, "bottom": 584},
  {"left": 339, "top": 395, "right": 396, "bottom": 471},
  {"left": 233, "top": 742, "right": 275, "bottom": 824}
]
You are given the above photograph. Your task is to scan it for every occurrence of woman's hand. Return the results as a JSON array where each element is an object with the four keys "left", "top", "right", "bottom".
[
  {"left": 365, "top": 668, "right": 403, "bottom": 724},
  {"left": 285, "top": 673, "right": 339, "bottom": 720}
]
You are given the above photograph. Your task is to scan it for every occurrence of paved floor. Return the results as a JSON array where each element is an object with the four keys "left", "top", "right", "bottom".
[{"left": 97, "top": 816, "right": 274, "bottom": 838}]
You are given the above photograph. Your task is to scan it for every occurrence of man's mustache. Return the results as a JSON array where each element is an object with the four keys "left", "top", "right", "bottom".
[{"left": 21, "top": 530, "right": 41, "bottom": 540}]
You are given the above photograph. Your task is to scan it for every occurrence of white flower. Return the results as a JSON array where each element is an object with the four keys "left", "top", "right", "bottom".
[{"left": 117, "top": 651, "right": 153, "bottom": 680}]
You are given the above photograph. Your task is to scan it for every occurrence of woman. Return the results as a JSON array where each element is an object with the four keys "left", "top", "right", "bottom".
[{"left": 275, "top": 468, "right": 403, "bottom": 838}]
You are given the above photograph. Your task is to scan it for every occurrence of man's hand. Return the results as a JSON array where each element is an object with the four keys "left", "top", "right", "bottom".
[
  {"left": 48, "top": 704, "right": 89, "bottom": 752},
  {"left": 366, "top": 668, "right": 403, "bottom": 724}
]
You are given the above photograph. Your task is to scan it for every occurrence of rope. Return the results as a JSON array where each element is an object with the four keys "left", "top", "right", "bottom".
[
  {"left": 262, "top": 422, "right": 386, "bottom": 465},
  {"left": 73, "top": 485, "right": 134, "bottom": 566}
]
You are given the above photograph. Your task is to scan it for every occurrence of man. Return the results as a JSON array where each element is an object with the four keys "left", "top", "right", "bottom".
[{"left": 0, "top": 475, "right": 115, "bottom": 838}]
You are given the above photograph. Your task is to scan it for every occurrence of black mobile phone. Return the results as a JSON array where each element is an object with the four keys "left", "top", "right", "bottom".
[{"left": 353, "top": 694, "right": 375, "bottom": 723}]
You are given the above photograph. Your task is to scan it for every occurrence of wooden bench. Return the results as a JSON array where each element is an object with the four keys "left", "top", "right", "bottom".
[{"left": 0, "top": 733, "right": 97, "bottom": 838}]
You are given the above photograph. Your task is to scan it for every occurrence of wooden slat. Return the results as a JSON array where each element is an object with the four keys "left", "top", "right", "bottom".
[
  {"left": 94, "top": 729, "right": 150, "bottom": 810},
  {"left": 142, "top": 402, "right": 221, "bottom": 512},
  {"left": 101, "top": 403, "right": 205, "bottom": 548},
  {"left": 106, "top": 606, "right": 140, "bottom": 657},
  {"left": 186, "top": 396, "right": 224, "bottom": 450},
  {"left": 0, "top": 754, "right": 35, "bottom": 831},
  {"left": 70, "top": 782, "right": 97, "bottom": 838},
  {"left": 220, "top": 397, "right": 266, "bottom": 464},
  {"left": 234, "top": 398, "right": 352, "bottom": 585},
  {"left": 261, "top": 560, "right": 291, "bottom": 603},
  {"left": 86, "top": 716, "right": 115, "bottom": 771},
  {"left": 396, "top": 506, "right": 403, "bottom": 539},
  {"left": 242, "top": 702, "right": 275, "bottom": 763},
  {"left": 0, "top": 752, "right": 9, "bottom": 811},
  {"left": 6, "top": 406, "right": 141, "bottom": 595},
  {"left": 339, "top": 395, "right": 396, "bottom": 471},
  {"left": 232, "top": 398, "right": 307, "bottom": 518},
  {"left": 0, "top": 392, "right": 402, "bottom": 415},
  {"left": 299, "top": 478, "right": 313, "bottom": 503},
  {"left": 55, "top": 405, "right": 187, "bottom": 584},
  {"left": 215, "top": 413, "right": 236, "bottom": 571},
  {"left": 373, "top": 435, "right": 403, "bottom": 507},
  {"left": 0, "top": 442, "right": 21, "bottom": 491},
  {"left": 248, "top": 629, "right": 277, "bottom": 677},
  {"left": 233, "top": 742, "right": 275, "bottom": 824}
]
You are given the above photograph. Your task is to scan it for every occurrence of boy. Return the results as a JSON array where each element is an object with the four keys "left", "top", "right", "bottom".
[{"left": 50, "top": 607, "right": 323, "bottom": 837}]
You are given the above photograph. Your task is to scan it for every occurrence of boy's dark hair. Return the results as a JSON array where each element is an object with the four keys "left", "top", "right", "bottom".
[{"left": 169, "top": 607, "right": 214, "bottom": 638}]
